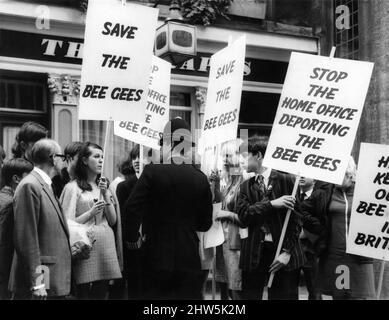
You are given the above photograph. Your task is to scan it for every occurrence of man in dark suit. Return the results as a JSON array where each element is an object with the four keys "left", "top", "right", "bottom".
[
  {"left": 9, "top": 139, "right": 72, "bottom": 300},
  {"left": 237, "top": 136, "right": 305, "bottom": 300},
  {"left": 124, "top": 118, "right": 213, "bottom": 300},
  {"left": 298, "top": 177, "right": 323, "bottom": 300}
]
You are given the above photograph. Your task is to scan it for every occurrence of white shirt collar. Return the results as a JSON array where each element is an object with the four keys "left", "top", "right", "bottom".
[
  {"left": 256, "top": 167, "right": 271, "bottom": 187},
  {"left": 302, "top": 188, "right": 313, "bottom": 199},
  {"left": 33, "top": 167, "right": 52, "bottom": 186}
]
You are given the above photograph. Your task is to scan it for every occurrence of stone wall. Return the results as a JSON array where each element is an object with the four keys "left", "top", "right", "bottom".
[{"left": 353, "top": 0, "right": 389, "bottom": 160}]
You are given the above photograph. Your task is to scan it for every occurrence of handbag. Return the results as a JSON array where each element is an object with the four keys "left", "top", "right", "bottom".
[{"left": 67, "top": 219, "right": 95, "bottom": 260}]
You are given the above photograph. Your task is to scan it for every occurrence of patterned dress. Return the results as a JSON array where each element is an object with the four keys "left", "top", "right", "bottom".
[
  {"left": 215, "top": 179, "right": 243, "bottom": 291},
  {"left": 60, "top": 181, "right": 122, "bottom": 285}
]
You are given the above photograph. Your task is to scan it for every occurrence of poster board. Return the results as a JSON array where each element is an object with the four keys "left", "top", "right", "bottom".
[
  {"left": 79, "top": 1, "right": 158, "bottom": 121},
  {"left": 199, "top": 36, "right": 246, "bottom": 151},
  {"left": 114, "top": 56, "right": 171, "bottom": 149},
  {"left": 263, "top": 52, "right": 374, "bottom": 185},
  {"left": 347, "top": 142, "right": 389, "bottom": 261}
]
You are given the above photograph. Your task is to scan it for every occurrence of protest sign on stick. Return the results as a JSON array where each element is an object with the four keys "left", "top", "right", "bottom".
[
  {"left": 114, "top": 56, "right": 171, "bottom": 150},
  {"left": 78, "top": 1, "right": 158, "bottom": 121},
  {"left": 266, "top": 48, "right": 374, "bottom": 288},
  {"left": 262, "top": 51, "right": 374, "bottom": 185},
  {"left": 199, "top": 35, "right": 246, "bottom": 151},
  {"left": 200, "top": 35, "right": 245, "bottom": 299},
  {"left": 267, "top": 174, "right": 300, "bottom": 288}
]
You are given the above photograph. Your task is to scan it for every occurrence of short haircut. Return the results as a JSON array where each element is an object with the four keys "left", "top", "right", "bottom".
[
  {"left": 240, "top": 135, "right": 268, "bottom": 158},
  {"left": 64, "top": 141, "right": 83, "bottom": 159},
  {"left": 31, "top": 139, "right": 61, "bottom": 166},
  {"left": 117, "top": 158, "right": 131, "bottom": 176},
  {"left": 1, "top": 158, "right": 33, "bottom": 186}
]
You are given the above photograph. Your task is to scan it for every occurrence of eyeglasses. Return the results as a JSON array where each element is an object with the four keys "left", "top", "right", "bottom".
[{"left": 51, "top": 154, "right": 67, "bottom": 161}]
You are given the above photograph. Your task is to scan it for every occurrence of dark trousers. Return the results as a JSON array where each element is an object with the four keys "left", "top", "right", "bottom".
[
  {"left": 77, "top": 281, "right": 110, "bottom": 300},
  {"left": 241, "top": 242, "right": 300, "bottom": 300},
  {"left": 301, "top": 251, "right": 321, "bottom": 300},
  {"left": 142, "top": 269, "right": 204, "bottom": 300},
  {"left": 125, "top": 248, "right": 143, "bottom": 300}
]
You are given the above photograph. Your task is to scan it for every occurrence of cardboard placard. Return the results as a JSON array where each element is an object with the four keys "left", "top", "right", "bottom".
[
  {"left": 204, "top": 203, "right": 225, "bottom": 249},
  {"left": 263, "top": 52, "right": 374, "bottom": 185},
  {"left": 347, "top": 143, "right": 389, "bottom": 261},
  {"left": 78, "top": 1, "right": 158, "bottom": 121},
  {"left": 114, "top": 56, "right": 171, "bottom": 149},
  {"left": 199, "top": 36, "right": 246, "bottom": 151}
]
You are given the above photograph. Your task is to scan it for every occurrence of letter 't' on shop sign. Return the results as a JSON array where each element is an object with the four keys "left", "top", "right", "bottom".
[
  {"left": 78, "top": 1, "right": 158, "bottom": 121},
  {"left": 262, "top": 52, "right": 374, "bottom": 185},
  {"left": 199, "top": 36, "right": 246, "bottom": 151}
]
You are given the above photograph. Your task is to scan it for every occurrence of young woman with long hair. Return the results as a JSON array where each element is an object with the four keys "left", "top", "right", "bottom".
[{"left": 60, "top": 142, "right": 121, "bottom": 299}]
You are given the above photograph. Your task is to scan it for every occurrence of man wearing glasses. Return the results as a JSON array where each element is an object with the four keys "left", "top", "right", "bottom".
[{"left": 9, "top": 139, "right": 72, "bottom": 300}]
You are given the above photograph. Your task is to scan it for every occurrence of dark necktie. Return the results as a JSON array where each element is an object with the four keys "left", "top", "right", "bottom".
[
  {"left": 256, "top": 174, "right": 266, "bottom": 198},
  {"left": 300, "top": 192, "right": 306, "bottom": 202}
]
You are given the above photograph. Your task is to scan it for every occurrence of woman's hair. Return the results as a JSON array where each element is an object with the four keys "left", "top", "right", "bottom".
[
  {"left": 118, "top": 144, "right": 140, "bottom": 178},
  {"left": 74, "top": 142, "right": 103, "bottom": 192},
  {"left": 221, "top": 139, "right": 242, "bottom": 168},
  {"left": 223, "top": 174, "right": 244, "bottom": 211},
  {"left": 1, "top": 158, "right": 34, "bottom": 187},
  {"left": 0, "top": 146, "right": 6, "bottom": 164},
  {"left": 12, "top": 121, "right": 48, "bottom": 158}
]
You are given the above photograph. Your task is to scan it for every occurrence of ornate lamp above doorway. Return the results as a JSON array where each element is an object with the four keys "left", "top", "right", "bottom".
[{"left": 154, "top": 0, "right": 197, "bottom": 66}]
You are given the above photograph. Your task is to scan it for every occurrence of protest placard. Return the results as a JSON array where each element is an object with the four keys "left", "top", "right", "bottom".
[
  {"left": 199, "top": 36, "right": 246, "bottom": 151},
  {"left": 263, "top": 52, "right": 374, "bottom": 185},
  {"left": 114, "top": 56, "right": 171, "bottom": 149},
  {"left": 78, "top": 1, "right": 158, "bottom": 121},
  {"left": 347, "top": 142, "right": 389, "bottom": 261}
]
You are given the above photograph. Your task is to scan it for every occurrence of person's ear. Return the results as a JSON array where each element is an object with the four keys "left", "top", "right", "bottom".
[
  {"left": 48, "top": 155, "right": 54, "bottom": 166},
  {"left": 82, "top": 156, "right": 88, "bottom": 166}
]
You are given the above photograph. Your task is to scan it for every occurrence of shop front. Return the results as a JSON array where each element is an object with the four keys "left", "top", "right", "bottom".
[{"left": 0, "top": 3, "right": 318, "bottom": 179}]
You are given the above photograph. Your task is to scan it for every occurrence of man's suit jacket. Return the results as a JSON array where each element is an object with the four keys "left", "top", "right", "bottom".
[
  {"left": 9, "top": 170, "right": 71, "bottom": 297},
  {"left": 301, "top": 182, "right": 373, "bottom": 264},
  {"left": 0, "top": 186, "right": 14, "bottom": 298},
  {"left": 237, "top": 170, "right": 306, "bottom": 272},
  {"left": 124, "top": 161, "right": 213, "bottom": 272}
]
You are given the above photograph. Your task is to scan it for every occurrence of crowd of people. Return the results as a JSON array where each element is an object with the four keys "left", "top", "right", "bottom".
[{"left": 0, "top": 119, "right": 386, "bottom": 300}]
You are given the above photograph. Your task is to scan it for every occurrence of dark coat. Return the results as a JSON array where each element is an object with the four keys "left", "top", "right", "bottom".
[
  {"left": 301, "top": 183, "right": 373, "bottom": 263},
  {"left": 0, "top": 186, "right": 14, "bottom": 298},
  {"left": 9, "top": 171, "right": 71, "bottom": 297},
  {"left": 123, "top": 161, "right": 213, "bottom": 272},
  {"left": 51, "top": 168, "right": 70, "bottom": 199},
  {"left": 236, "top": 170, "right": 306, "bottom": 272},
  {"left": 116, "top": 174, "right": 138, "bottom": 235}
]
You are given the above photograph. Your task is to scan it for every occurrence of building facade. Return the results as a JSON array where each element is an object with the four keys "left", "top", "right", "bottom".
[{"left": 0, "top": 0, "right": 320, "bottom": 179}]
